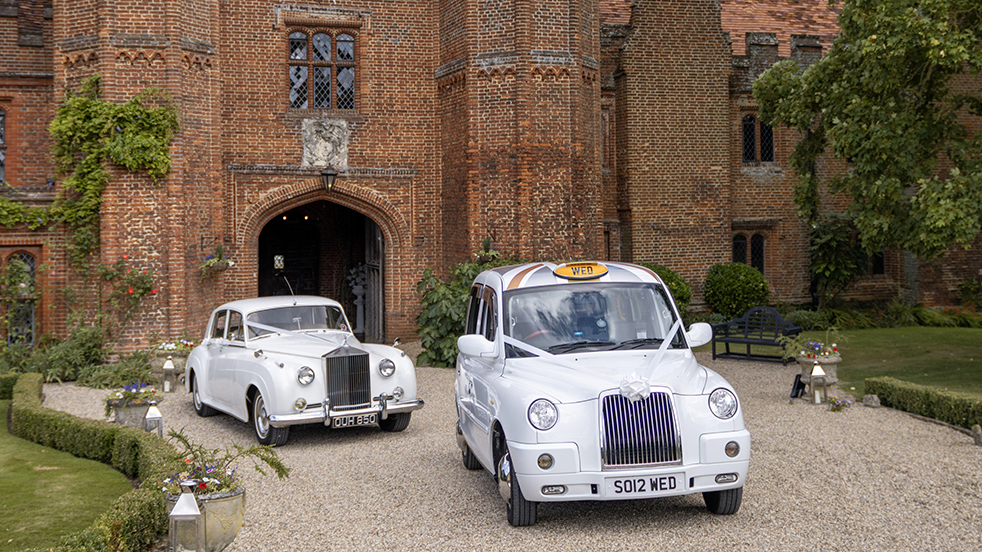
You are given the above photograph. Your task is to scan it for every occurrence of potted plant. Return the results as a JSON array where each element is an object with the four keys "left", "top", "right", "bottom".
[
  {"left": 163, "top": 429, "right": 290, "bottom": 552},
  {"left": 779, "top": 329, "right": 843, "bottom": 385},
  {"left": 200, "top": 245, "right": 234, "bottom": 279},
  {"left": 104, "top": 382, "right": 160, "bottom": 429}
]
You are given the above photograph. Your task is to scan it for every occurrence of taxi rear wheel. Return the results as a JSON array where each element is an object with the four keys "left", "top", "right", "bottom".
[
  {"left": 252, "top": 391, "right": 289, "bottom": 446},
  {"left": 378, "top": 412, "right": 411, "bottom": 432},
  {"left": 703, "top": 486, "right": 743, "bottom": 515},
  {"left": 461, "top": 442, "right": 481, "bottom": 470}
]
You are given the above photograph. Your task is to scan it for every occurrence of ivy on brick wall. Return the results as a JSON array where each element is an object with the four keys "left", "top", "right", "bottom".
[{"left": 0, "top": 74, "right": 179, "bottom": 265}]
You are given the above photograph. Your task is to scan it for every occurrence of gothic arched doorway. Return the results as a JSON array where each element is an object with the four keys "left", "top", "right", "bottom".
[{"left": 257, "top": 201, "right": 384, "bottom": 342}]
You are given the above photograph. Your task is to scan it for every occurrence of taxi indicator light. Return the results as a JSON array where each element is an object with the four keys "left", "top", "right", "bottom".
[{"left": 554, "top": 262, "right": 609, "bottom": 280}]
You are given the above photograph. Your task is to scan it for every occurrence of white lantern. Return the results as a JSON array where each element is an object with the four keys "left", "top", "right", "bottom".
[
  {"left": 169, "top": 481, "right": 205, "bottom": 551},
  {"left": 163, "top": 357, "right": 177, "bottom": 393},
  {"left": 811, "top": 363, "right": 828, "bottom": 404},
  {"left": 145, "top": 404, "right": 163, "bottom": 437}
]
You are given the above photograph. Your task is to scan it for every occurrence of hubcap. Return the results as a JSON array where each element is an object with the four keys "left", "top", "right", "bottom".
[
  {"left": 498, "top": 452, "right": 512, "bottom": 503},
  {"left": 255, "top": 396, "right": 269, "bottom": 437}
]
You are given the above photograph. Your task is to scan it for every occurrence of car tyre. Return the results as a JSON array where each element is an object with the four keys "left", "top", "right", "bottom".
[
  {"left": 191, "top": 373, "right": 218, "bottom": 417},
  {"left": 378, "top": 412, "right": 411, "bottom": 432},
  {"left": 507, "top": 467, "right": 537, "bottom": 527},
  {"left": 252, "top": 391, "right": 289, "bottom": 446},
  {"left": 703, "top": 486, "right": 743, "bottom": 515},
  {"left": 461, "top": 442, "right": 482, "bottom": 470}
]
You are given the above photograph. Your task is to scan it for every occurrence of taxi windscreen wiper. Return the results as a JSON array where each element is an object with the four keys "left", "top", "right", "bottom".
[
  {"left": 610, "top": 337, "right": 664, "bottom": 350},
  {"left": 546, "top": 341, "right": 615, "bottom": 354}
]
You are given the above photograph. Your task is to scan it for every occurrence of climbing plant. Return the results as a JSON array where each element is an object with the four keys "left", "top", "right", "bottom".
[{"left": 0, "top": 74, "right": 180, "bottom": 265}]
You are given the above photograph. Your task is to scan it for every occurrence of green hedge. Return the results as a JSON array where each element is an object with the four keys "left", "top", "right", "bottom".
[
  {"left": 865, "top": 376, "right": 982, "bottom": 430},
  {"left": 10, "top": 373, "right": 182, "bottom": 552},
  {"left": 0, "top": 372, "right": 17, "bottom": 399}
]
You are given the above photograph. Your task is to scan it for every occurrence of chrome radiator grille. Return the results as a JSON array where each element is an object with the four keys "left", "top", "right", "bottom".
[
  {"left": 324, "top": 348, "right": 371, "bottom": 410},
  {"left": 600, "top": 391, "right": 682, "bottom": 468}
]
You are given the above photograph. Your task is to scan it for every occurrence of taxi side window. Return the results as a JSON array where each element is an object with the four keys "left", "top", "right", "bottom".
[
  {"left": 228, "top": 311, "right": 244, "bottom": 342},
  {"left": 465, "top": 285, "right": 482, "bottom": 335},
  {"left": 211, "top": 311, "right": 228, "bottom": 339},
  {"left": 481, "top": 287, "right": 497, "bottom": 341}
]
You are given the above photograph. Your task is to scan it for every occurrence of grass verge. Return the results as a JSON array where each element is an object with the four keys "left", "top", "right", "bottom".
[{"left": 0, "top": 400, "right": 133, "bottom": 552}]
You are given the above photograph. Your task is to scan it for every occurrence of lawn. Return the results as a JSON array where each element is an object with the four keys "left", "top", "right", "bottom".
[
  {"left": 0, "top": 400, "right": 133, "bottom": 552},
  {"left": 834, "top": 326, "right": 982, "bottom": 398}
]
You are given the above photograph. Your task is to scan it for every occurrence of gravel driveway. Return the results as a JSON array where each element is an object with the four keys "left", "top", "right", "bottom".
[{"left": 42, "top": 351, "right": 982, "bottom": 551}]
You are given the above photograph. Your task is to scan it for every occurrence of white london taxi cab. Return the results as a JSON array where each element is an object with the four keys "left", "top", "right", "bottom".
[{"left": 454, "top": 261, "right": 749, "bottom": 526}]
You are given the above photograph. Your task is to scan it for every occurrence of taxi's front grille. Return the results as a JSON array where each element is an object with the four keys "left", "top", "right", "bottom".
[
  {"left": 325, "top": 349, "right": 371, "bottom": 409},
  {"left": 600, "top": 391, "right": 682, "bottom": 468}
]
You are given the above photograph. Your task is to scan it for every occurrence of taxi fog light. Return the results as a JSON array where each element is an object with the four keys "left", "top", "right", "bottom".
[
  {"left": 294, "top": 398, "right": 307, "bottom": 411},
  {"left": 537, "top": 454, "right": 554, "bottom": 470},
  {"left": 715, "top": 473, "right": 738, "bottom": 484},
  {"left": 725, "top": 441, "right": 740, "bottom": 457},
  {"left": 541, "top": 485, "right": 566, "bottom": 496},
  {"left": 392, "top": 386, "right": 404, "bottom": 400}
]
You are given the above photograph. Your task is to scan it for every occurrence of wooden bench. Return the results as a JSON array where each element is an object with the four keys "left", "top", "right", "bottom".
[{"left": 711, "top": 306, "right": 802, "bottom": 364}]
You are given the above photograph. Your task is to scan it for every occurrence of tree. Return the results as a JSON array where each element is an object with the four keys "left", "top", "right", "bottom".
[{"left": 753, "top": 0, "right": 982, "bottom": 260}]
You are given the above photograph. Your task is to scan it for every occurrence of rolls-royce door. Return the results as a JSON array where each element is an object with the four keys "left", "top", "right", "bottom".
[
  {"left": 211, "top": 310, "right": 246, "bottom": 409},
  {"left": 457, "top": 284, "right": 501, "bottom": 462}
]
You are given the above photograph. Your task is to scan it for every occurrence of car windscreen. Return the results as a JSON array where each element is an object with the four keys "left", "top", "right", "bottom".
[
  {"left": 503, "top": 282, "right": 683, "bottom": 353},
  {"left": 246, "top": 305, "right": 348, "bottom": 335}
]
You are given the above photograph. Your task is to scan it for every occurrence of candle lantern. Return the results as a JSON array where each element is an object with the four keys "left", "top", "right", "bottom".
[
  {"left": 169, "top": 481, "right": 205, "bottom": 551},
  {"left": 163, "top": 357, "right": 177, "bottom": 393},
  {"left": 810, "top": 363, "right": 828, "bottom": 405},
  {"left": 144, "top": 404, "right": 163, "bottom": 437}
]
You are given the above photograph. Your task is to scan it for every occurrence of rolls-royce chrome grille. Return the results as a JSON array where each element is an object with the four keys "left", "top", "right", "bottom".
[
  {"left": 600, "top": 391, "right": 682, "bottom": 468},
  {"left": 324, "top": 348, "right": 371, "bottom": 410}
]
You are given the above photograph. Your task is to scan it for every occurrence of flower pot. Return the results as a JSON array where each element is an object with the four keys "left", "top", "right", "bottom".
[
  {"left": 167, "top": 488, "right": 246, "bottom": 552},
  {"left": 796, "top": 355, "right": 840, "bottom": 385},
  {"left": 108, "top": 400, "right": 152, "bottom": 430}
]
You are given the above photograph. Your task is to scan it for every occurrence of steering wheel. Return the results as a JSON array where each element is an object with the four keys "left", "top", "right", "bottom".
[{"left": 524, "top": 329, "right": 550, "bottom": 340}]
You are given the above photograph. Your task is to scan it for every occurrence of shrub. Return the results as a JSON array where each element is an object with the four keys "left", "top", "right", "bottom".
[
  {"left": 415, "top": 246, "right": 521, "bottom": 367},
  {"left": 784, "top": 309, "right": 824, "bottom": 331},
  {"left": 702, "top": 263, "right": 770, "bottom": 319},
  {"left": 638, "top": 262, "right": 692, "bottom": 313},
  {"left": 0, "top": 372, "right": 17, "bottom": 399},
  {"left": 76, "top": 350, "right": 154, "bottom": 389},
  {"left": 866, "top": 376, "right": 982, "bottom": 430},
  {"left": 959, "top": 274, "right": 982, "bottom": 309}
]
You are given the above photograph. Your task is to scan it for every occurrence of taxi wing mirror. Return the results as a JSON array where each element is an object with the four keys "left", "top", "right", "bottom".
[
  {"left": 458, "top": 334, "right": 496, "bottom": 357},
  {"left": 686, "top": 322, "right": 713, "bottom": 348}
]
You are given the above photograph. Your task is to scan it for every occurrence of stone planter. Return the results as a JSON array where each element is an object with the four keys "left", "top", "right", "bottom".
[
  {"left": 152, "top": 351, "right": 189, "bottom": 390},
  {"left": 796, "top": 355, "right": 840, "bottom": 386},
  {"left": 167, "top": 488, "right": 246, "bottom": 552},
  {"left": 107, "top": 399, "right": 155, "bottom": 430}
]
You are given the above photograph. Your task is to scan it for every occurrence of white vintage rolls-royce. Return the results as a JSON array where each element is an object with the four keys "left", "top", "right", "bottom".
[
  {"left": 185, "top": 296, "right": 424, "bottom": 446},
  {"left": 455, "top": 261, "right": 749, "bottom": 526}
]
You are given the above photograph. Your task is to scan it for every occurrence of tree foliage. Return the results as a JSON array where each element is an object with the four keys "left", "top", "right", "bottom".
[{"left": 753, "top": 0, "right": 982, "bottom": 260}]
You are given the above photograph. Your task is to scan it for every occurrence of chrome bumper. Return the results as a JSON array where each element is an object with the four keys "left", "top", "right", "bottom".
[{"left": 268, "top": 394, "right": 425, "bottom": 428}]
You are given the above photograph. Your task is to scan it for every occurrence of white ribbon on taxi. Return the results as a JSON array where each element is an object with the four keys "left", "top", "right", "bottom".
[{"left": 619, "top": 319, "right": 681, "bottom": 403}]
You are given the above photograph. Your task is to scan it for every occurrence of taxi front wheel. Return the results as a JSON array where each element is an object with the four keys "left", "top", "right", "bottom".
[{"left": 703, "top": 486, "right": 743, "bottom": 515}]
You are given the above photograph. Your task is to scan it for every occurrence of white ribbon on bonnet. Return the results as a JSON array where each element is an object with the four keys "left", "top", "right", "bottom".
[{"left": 619, "top": 319, "right": 682, "bottom": 403}]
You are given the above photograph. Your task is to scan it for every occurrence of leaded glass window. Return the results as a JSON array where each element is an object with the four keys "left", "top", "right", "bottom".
[
  {"left": 742, "top": 116, "right": 756, "bottom": 163},
  {"left": 288, "top": 29, "right": 357, "bottom": 110},
  {"left": 760, "top": 122, "right": 774, "bottom": 162},
  {"left": 732, "top": 235, "right": 747, "bottom": 264},
  {"left": 742, "top": 114, "right": 775, "bottom": 165},
  {"left": 6, "top": 252, "right": 36, "bottom": 345},
  {"left": 750, "top": 234, "right": 765, "bottom": 274}
]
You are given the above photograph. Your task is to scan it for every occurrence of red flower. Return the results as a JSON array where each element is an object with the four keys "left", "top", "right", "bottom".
[
  {"left": 128, "top": 287, "right": 134, "bottom": 295},
  {"left": 150, "top": 289, "right": 158, "bottom": 295},
  {"left": 126, "top": 270, "right": 131, "bottom": 274},
  {"left": 122, "top": 254, "right": 128, "bottom": 260},
  {"left": 198, "top": 482, "right": 207, "bottom": 490}
]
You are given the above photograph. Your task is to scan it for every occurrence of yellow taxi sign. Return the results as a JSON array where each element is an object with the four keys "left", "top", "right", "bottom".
[{"left": 554, "top": 262, "right": 608, "bottom": 280}]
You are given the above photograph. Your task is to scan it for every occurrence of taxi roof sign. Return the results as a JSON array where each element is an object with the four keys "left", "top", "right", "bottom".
[{"left": 553, "top": 262, "right": 608, "bottom": 280}]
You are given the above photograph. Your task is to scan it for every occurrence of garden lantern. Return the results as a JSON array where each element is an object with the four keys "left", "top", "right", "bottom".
[
  {"left": 163, "top": 356, "right": 176, "bottom": 392},
  {"left": 145, "top": 404, "right": 163, "bottom": 437},
  {"left": 811, "top": 363, "right": 828, "bottom": 405},
  {"left": 169, "top": 480, "right": 205, "bottom": 551}
]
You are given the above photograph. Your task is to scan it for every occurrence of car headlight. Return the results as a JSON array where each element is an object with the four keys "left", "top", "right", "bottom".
[
  {"left": 528, "top": 399, "right": 558, "bottom": 430},
  {"left": 297, "top": 366, "right": 315, "bottom": 386},
  {"left": 709, "top": 388, "right": 738, "bottom": 419},
  {"left": 378, "top": 358, "right": 396, "bottom": 377}
]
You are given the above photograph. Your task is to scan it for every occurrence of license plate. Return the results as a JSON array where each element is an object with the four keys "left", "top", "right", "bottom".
[
  {"left": 332, "top": 413, "right": 377, "bottom": 428},
  {"left": 605, "top": 474, "right": 682, "bottom": 497}
]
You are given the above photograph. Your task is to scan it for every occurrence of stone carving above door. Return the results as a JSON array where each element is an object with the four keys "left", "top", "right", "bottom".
[{"left": 301, "top": 118, "right": 349, "bottom": 169}]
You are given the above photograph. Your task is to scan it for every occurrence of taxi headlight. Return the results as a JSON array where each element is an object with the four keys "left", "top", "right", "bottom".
[
  {"left": 528, "top": 399, "right": 558, "bottom": 430},
  {"left": 297, "top": 366, "right": 315, "bottom": 386},
  {"left": 378, "top": 358, "right": 396, "bottom": 378},
  {"left": 709, "top": 388, "right": 738, "bottom": 419}
]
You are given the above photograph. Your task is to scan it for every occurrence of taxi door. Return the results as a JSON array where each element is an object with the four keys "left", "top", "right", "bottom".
[{"left": 457, "top": 284, "right": 503, "bottom": 464}]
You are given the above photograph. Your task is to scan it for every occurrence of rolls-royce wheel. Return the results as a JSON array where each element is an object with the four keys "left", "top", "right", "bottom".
[
  {"left": 191, "top": 373, "right": 218, "bottom": 417},
  {"left": 703, "top": 486, "right": 743, "bottom": 515},
  {"left": 252, "top": 391, "right": 289, "bottom": 446},
  {"left": 378, "top": 412, "right": 411, "bottom": 432}
]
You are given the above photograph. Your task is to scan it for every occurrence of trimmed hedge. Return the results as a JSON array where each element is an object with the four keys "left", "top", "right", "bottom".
[
  {"left": 865, "top": 376, "right": 982, "bottom": 430},
  {"left": 0, "top": 372, "right": 17, "bottom": 399},
  {"left": 638, "top": 262, "right": 693, "bottom": 313},
  {"left": 9, "top": 373, "right": 183, "bottom": 552},
  {"left": 703, "top": 263, "right": 770, "bottom": 319}
]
